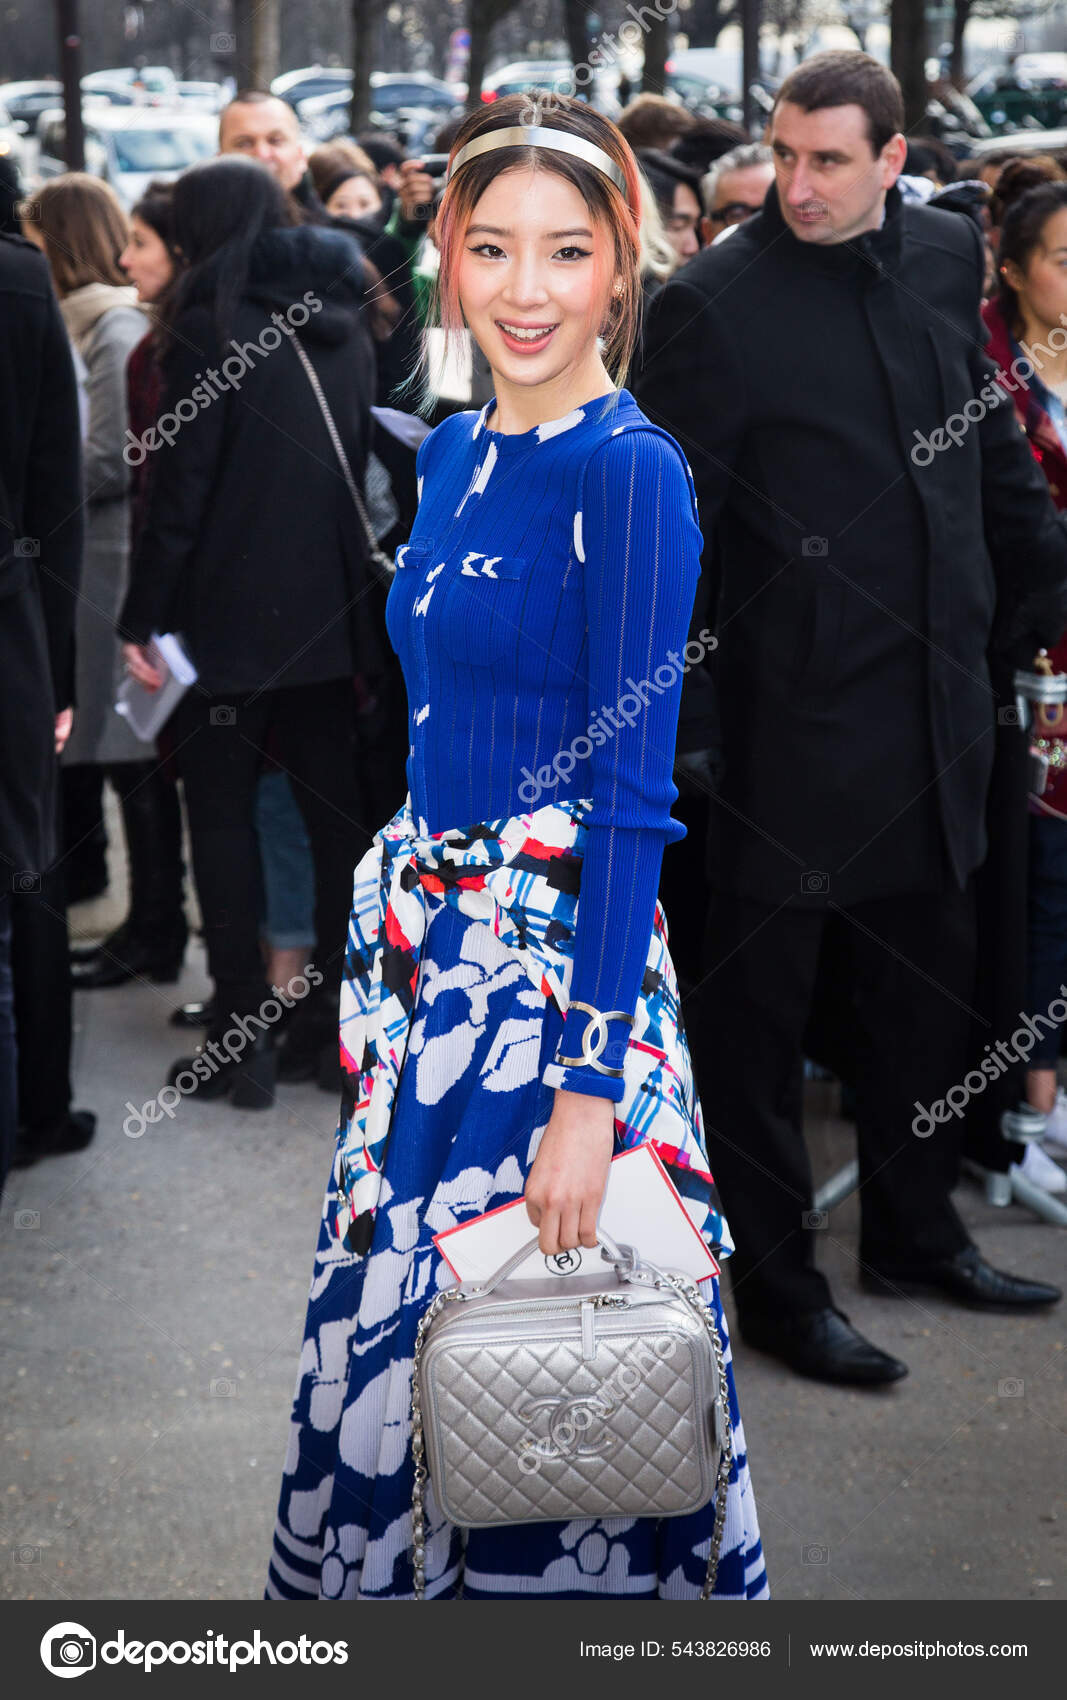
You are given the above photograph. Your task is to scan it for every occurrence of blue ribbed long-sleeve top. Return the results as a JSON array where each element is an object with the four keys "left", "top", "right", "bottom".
[{"left": 384, "top": 386, "right": 703, "bottom": 1103}]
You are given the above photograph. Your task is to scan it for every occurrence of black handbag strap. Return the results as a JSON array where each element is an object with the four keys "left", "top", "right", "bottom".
[{"left": 288, "top": 331, "right": 394, "bottom": 578}]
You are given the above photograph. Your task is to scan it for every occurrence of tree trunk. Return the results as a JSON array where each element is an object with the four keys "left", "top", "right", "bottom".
[
  {"left": 562, "top": 0, "right": 589, "bottom": 71},
  {"left": 949, "top": 0, "right": 973, "bottom": 90},
  {"left": 248, "top": 0, "right": 280, "bottom": 90},
  {"left": 890, "top": 0, "right": 927, "bottom": 131},
  {"left": 350, "top": 0, "right": 377, "bottom": 132},
  {"left": 55, "top": 0, "right": 84, "bottom": 172},
  {"left": 643, "top": 16, "right": 670, "bottom": 95}
]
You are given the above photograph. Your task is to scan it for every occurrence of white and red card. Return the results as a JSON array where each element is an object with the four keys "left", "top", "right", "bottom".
[{"left": 433, "top": 1141, "right": 719, "bottom": 1285}]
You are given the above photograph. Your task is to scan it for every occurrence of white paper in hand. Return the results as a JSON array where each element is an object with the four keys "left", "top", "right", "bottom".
[{"left": 433, "top": 1142, "right": 719, "bottom": 1285}]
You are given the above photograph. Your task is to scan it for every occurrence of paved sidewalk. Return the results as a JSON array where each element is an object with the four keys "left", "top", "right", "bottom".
[{"left": 2, "top": 940, "right": 1065, "bottom": 1603}]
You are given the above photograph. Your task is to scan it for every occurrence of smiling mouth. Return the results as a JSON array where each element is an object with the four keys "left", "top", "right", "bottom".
[{"left": 496, "top": 320, "right": 559, "bottom": 348}]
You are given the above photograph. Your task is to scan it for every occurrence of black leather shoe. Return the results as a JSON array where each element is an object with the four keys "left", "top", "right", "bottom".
[
  {"left": 740, "top": 1305, "right": 909, "bottom": 1386},
  {"left": 861, "top": 1245, "right": 1062, "bottom": 1310},
  {"left": 12, "top": 1110, "right": 97, "bottom": 1169},
  {"left": 167, "top": 1026, "right": 277, "bottom": 1110},
  {"left": 71, "top": 927, "right": 186, "bottom": 988},
  {"left": 169, "top": 997, "right": 217, "bottom": 1029}
]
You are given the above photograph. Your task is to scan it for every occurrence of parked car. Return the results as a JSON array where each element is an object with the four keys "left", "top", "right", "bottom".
[
  {"left": 295, "top": 73, "right": 462, "bottom": 149},
  {"left": 480, "top": 59, "right": 620, "bottom": 115},
  {"left": 0, "top": 79, "right": 63, "bottom": 136},
  {"left": 662, "top": 47, "right": 777, "bottom": 127},
  {"left": 0, "top": 96, "right": 26, "bottom": 172},
  {"left": 967, "top": 54, "right": 1067, "bottom": 133},
  {"left": 175, "top": 81, "right": 226, "bottom": 113},
  {"left": 966, "top": 125, "right": 1067, "bottom": 161},
  {"left": 82, "top": 66, "right": 179, "bottom": 106},
  {"left": 272, "top": 65, "right": 353, "bottom": 109},
  {"left": 36, "top": 106, "right": 217, "bottom": 207}
]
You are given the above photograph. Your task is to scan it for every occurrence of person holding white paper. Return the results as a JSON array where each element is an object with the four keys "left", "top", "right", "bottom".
[{"left": 266, "top": 96, "right": 768, "bottom": 1604}]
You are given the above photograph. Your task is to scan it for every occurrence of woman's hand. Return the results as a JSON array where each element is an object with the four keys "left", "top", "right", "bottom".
[
  {"left": 397, "top": 158, "right": 436, "bottom": 224},
  {"left": 524, "top": 1089, "right": 615, "bottom": 1255},
  {"left": 122, "top": 641, "right": 164, "bottom": 692}
]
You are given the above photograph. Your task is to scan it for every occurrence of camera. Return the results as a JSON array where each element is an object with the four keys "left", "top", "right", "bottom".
[
  {"left": 50, "top": 1634, "right": 95, "bottom": 1669},
  {"left": 420, "top": 154, "right": 450, "bottom": 180}
]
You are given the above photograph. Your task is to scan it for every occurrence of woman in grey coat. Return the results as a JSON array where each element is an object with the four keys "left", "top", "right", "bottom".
[{"left": 22, "top": 176, "right": 188, "bottom": 981}]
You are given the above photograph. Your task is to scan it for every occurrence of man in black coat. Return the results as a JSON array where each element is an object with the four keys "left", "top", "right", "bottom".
[
  {"left": 0, "top": 232, "right": 83, "bottom": 1192},
  {"left": 636, "top": 51, "right": 1065, "bottom": 1385}
]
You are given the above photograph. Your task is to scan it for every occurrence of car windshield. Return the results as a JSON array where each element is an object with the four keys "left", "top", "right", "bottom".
[
  {"left": 373, "top": 81, "right": 453, "bottom": 111},
  {"left": 110, "top": 128, "right": 214, "bottom": 171}
]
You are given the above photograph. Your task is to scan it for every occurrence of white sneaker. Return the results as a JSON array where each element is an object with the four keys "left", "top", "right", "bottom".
[
  {"left": 1011, "top": 1141, "right": 1067, "bottom": 1194},
  {"left": 1041, "top": 1088, "right": 1067, "bottom": 1155}
]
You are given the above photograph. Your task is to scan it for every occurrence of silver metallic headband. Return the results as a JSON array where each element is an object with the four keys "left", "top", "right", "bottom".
[{"left": 446, "top": 125, "right": 628, "bottom": 199}]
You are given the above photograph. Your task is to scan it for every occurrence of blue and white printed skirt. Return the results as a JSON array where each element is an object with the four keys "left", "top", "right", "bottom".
[{"left": 265, "top": 891, "right": 769, "bottom": 1601}]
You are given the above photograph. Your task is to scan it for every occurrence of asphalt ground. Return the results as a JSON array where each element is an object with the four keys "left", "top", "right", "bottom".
[{"left": 1, "top": 841, "right": 1064, "bottom": 1603}]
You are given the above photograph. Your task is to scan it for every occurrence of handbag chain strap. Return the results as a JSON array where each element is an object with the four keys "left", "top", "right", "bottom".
[
  {"left": 287, "top": 331, "right": 394, "bottom": 580},
  {"left": 408, "top": 1261, "right": 734, "bottom": 1601}
]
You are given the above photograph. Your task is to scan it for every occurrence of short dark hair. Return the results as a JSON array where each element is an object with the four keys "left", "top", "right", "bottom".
[
  {"left": 637, "top": 148, "right": 704, "bottom": 219},
  {"left": 774, "top": 51, "right": 904, "bottom": 157}
]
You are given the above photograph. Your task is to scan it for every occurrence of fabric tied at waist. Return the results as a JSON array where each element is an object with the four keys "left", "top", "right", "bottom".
[{"left": 331, "top": 792, "right": 733, "bottom": 1262}]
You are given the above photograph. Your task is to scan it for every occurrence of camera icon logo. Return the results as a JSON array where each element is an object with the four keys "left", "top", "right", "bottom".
[
  {"left": 803, "top": 1209, "right": 828, "bottom": 1230},
  {"left": 209, "top": 705, "right": 236, "bottom": 727},
  {"left": 801, "top": 870, "right": 829, "bottom": 895},
  {"left": 802, "top": 536, "right": 828, "bottom": 557},
  {"left": 997, "top": 706, "right": 1022, "bottom": 726},
  {"left": 211, "top": 31, "right": 236, "bottom": 52},
  {"left": 210, "top": 1377, "right": 237, "bottom": 1397},
  {"left": 15, "top": 1209, "right": 40, "bottom": 1229},
  {"left": 40, "top": 1622, "right": 96, "bottom": 1678},
  {"left": 802, "top": 1543, "right": 830, "bottom": 1564},
  {"left": 14, "top": 537, "right": 40, "bottom": 557},
  {"left": 13, "top": 871, "right": 41, "bottom": 894},
  {"left": 997, "top": 1377, "right": 1024, "bottom": 1397}
]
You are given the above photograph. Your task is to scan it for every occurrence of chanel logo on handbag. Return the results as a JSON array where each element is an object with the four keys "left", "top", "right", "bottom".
[{"left": 410, "top": 1232, "right": 733, "bottom": 1600}]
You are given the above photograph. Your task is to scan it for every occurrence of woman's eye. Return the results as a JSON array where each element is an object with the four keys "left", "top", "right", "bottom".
[
  {"left": 555, "top": 246, "right": 591, "bottom": 261},
  {"left": 469, "top": 242, "right": 504, "bottom": 258}
]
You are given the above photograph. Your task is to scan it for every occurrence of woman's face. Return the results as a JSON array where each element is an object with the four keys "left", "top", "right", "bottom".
[
  {"left": 325, "top": 175, "right": 383, "bottom": 221},
  {"left": 1006, "top": 207, "right": 1067, "bottom": 333},
  {"left": 119, "top": 215, "right": 174, "bottom": 302},
  {"left": 665, "top": 180, "right": 701, "bottom": 263},
  {"left": 456, "top": 165, "right": 614, "bottom": 392}
]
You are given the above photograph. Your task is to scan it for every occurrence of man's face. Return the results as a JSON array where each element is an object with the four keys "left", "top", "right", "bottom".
[
  {"left": 769, "top": 101, "right": 905, "bottom": 244},
  {"left": 219, "top": 97, "right": 306, "bottom": 192},
  {"left": 704, "top": 161, "right": 775, "bottom": 240}
]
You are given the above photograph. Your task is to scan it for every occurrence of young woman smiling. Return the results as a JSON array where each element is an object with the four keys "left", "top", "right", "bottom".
[{"left": 265, "top": 94, "right": 769, "bottom": 1603}]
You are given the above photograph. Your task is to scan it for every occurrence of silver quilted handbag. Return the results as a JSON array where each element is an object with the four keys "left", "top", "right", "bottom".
[{"left": 410, "top": 1232, "right": 733, "bottom": 1599}]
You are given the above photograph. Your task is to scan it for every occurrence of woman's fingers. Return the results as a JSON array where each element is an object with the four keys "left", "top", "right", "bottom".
[
  {"left": 577, "top": 1196, "right": 601, "bottom": 1248},
  {"left": 537, "top": 1206, "right": 562, "bottom": 1257},
  {"left": 558, "top": 1204, "right": 581, "bottom": 1255}
]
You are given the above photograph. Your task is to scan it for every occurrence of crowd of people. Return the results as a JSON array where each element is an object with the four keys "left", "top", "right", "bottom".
[{"left": 2, "top": 52, "right": 1066, "bottom": 1452}]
